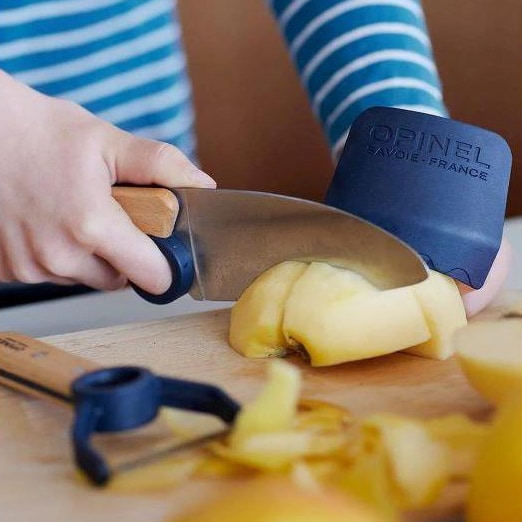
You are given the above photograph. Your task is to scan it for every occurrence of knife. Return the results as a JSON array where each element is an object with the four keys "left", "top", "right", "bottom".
[{"left": 112, "top": 186, "right": 428, "bottom": 304}]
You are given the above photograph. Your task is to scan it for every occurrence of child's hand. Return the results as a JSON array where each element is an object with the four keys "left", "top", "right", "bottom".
[
  {"left": 457, "top": 236, "right": 512, "bottom": 317},
  {"left": 0, "top": 71, "right": 215, "bottom": 295}
]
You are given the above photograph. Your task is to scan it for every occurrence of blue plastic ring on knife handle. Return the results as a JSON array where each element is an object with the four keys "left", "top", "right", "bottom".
[{"left": 131, "top": 234, "right": 194, "bottom": 304}]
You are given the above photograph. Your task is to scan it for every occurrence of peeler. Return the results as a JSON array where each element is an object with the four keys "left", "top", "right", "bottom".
[{"left": 0, "top": 332, "right": 240, "bottom": 486}]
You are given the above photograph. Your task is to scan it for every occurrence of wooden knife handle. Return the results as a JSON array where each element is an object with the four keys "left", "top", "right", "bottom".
[
  {"left": 0, "top": 333, "right": 100, "bottom": 402},
  {"left": 112, "top": 186, "right": 179, "bottom": 238}
]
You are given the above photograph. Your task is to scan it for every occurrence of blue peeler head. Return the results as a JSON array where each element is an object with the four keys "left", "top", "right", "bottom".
[
  {"left": 72, "top": 367, "right": 160, "bottom": 432},
  {"left": 325, "top": 107, "right": 512, "bottom": 289}
]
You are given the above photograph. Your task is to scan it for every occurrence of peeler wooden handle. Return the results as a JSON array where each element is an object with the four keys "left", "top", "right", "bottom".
[
  {"left": 111, "top": 186, "right": 179, "bottom": 238},
  {"left": 0, "top": 332, "right": 100, "bottom": 402}
]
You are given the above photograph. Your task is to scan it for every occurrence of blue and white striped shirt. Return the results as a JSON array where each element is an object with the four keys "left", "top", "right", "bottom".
[
  {"left": 0, "top": 0, "right": 446, "bottom": 161},
  {"left": 269, "top": 0, "right": 447, "bottom": 157},
  {"left": 0, "top": 0, "right": 196, "bottom": 157}
]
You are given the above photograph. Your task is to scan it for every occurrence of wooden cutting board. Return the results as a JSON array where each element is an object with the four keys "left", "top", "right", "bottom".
[{"left": 0, "top": 291, "right": 520, "bottom": 522}]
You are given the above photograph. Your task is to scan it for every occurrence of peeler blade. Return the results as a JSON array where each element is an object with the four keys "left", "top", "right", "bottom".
[{"left": 113, "top": 428, "right": 230, "bottom": 475}]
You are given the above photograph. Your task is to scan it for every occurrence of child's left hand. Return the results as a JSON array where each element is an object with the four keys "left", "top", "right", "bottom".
[{"left": 457, "top": 236, "right": 512, "bottom": 317}]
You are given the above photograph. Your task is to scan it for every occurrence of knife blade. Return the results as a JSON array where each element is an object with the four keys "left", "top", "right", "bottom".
[{"left": 112, "top": 187, "right": 428, "bottom": 302}]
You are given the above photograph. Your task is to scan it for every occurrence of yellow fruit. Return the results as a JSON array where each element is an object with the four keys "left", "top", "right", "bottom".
[
  {"left": 467, "top": 392, "right": 522, "bottom": 522},
  {"left": 405, "top": 270, "right": 467, "bottom": 360},
  {"left": 173, "top": 477, "right": 390, "bottom": 522},
  {"left": 228, "top": 260, "right": 474, "bottom": 366},
  {"left": 454, "top": 319, "right": 522, "bottom": 404},
  {"left": 296, "top": 399, "right": 352, "bottom": 431},
  {"left": 218, "top": 360, "right": 302, "bottom": 470},
  {"left": 363, "top": 414, "right": 449, "bottom": 509},
  {"left": 219, "top": 362, "right": 355, "bottom": 470},
  {"left": 161, "top": 407, "right": 225, "bottom": 439},
  {"left": 212, "top": 431, "right": 315, "bottom": 470},
  {"left": 425, "top": 414, "right": 488, "bottom": 478},
  {"left": 286, "top": 261, "right": 378, "bottom": 302},
  {"left": 229, "top": 261, "right": 307, "bottom": 358},
  {"left": 335, "top": 444, "right": 400, "bottom": 522},
  {"left": 283, "top": 263, "right": 430, "bottom": 366},
  {"left": 195, "top": 455, "right": 250, "bottom": 478},
  {"left": 231, "top": 359, "right": 300, "bottom": 444}
]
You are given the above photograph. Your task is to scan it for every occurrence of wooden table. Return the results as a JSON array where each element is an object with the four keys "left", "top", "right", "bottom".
[{"left": 0, "top": 291, "right": 520, "bottom": 522}]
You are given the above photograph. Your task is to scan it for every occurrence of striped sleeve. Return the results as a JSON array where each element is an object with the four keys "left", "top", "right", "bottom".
[
  {"left": 0, "top": 0, "right": 196, "bottom": 160},
  {"left": 268, "top": 0, "right": 448, "bottom": 158}
]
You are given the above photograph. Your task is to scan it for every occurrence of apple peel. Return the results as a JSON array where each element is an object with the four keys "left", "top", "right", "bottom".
[
  {"left": 229, "top": 261, "right": 307, "bottom": 358},
  {"left": 363, "top": 414, "right": 450, "bottom": 510}
]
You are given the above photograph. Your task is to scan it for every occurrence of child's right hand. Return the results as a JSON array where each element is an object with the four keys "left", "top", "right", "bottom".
[{"left": 0, "top": 71, "right": 216, "bottom": 296}]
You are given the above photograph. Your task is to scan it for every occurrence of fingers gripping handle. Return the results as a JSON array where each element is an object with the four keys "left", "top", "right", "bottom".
[{"left": 111, "top": 187, "right": 194, "bottom": 304}]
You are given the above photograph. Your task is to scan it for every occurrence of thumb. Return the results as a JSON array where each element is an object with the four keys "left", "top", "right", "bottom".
[{"left": 109, "top": 129, "right": 216, "bottom": 188}]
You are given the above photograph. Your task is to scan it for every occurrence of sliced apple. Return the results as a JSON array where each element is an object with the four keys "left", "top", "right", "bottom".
[
  {"left": 363, "top": 414, "right": 450, "bottom": 510},
  {"left": 454, "top": 320, "right": 522, "bottom": 404},
  {"left": 405, "top": 270, "right": 467, "bottom": 360},
  {"left": 425, "top": 414, "right": 488, "bottom": 478},
  {"left": 217, "top": 360, "right": 303, "bottom": 470},
  {"left": 284, "top": 262, "right": 378, "bottom": 303},
  {"left": 213, "top": 431, "right": 315, "bottom": 471},
  {"left": 296, "top": 399, "right": 352, "bottom": 432},
  {"left": 467, "top": 392, "right": 522, "bottom": 522},
  {"left": 231, "top": 359, "right": 301, "bottom": 445},
  {"left": 230, "top": 260, "right": 469, "bottom": 366},
  {"left": 229, "top": 261, "right": 307, "bottom": 358},
  {"left": 335, "top": 444, "right": 401, "bottom": 522},
  {"left": 217, "top": 360, "right": 360, "bottom": 471},
  {"left": 283, "top": 263, "right": 430, "bottom": 366}
]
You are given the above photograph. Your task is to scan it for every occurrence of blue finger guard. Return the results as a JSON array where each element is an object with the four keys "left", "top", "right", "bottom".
[
  {"left": 71, "top": 366, "right": 240, "bottom": 486},
  {"left": 132, "top": 233, "right": 194, "bottom": 304},
  {"left": 325, "top": 107, "right": 512, "bottom": 289}
]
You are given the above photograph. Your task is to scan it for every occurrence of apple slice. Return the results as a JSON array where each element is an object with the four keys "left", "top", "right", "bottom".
[
  {"left": 363, "top": 414, "right": 449, "bottom": 510},
  {"left": 283, "top": 263, "right": 430, "bottom": 366},
  {"left": 221, "top": 361, "right": 354, "bottom": 470},
  {"left": 231, "top": 359, "right": 301, "bottom": 444},
  {"left": 213, "top": 431, "right": 315, "bottom": 471},
  {"left": 454, "top": 320, "right": 522, "bottom": 404},
  {"left": 223, "top": 360, "right": 302, "bottom": 469},
  {"left": 229, "top": 261, "right": 307, "bottom": 358},
  {"left": 467, "top": 392, "right": 522, "bottom": 522},
  {"left": 336, "top": 444, "right": 401, "bottom": 522},
  {"left": 425, "top": 414, "right": 488, "bottom": 479},
  {"left": 405, "top": 270, "right": 467, "bottom": 360}
]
